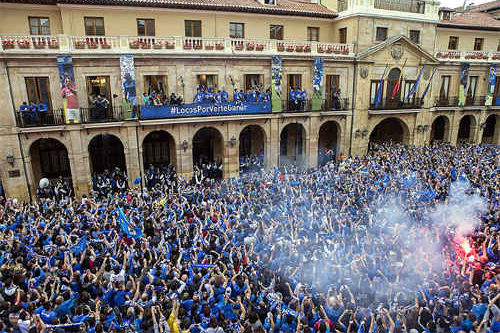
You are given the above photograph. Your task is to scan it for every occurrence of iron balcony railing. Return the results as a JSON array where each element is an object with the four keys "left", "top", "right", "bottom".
[
  {"left": 434, "top": 96, "right": 487, "bottom": 107},
  {"left": 369, "top": 98, "right": 423, "bottom": 110},
  {"left": 323, "top": 98, "right": 349, "bottom": 111},
  {"left": 16, "top": 106, "right": 124, "bottom": 127},
  {"left": 374, "top": 0, "right": 425, "bottom": 13}
]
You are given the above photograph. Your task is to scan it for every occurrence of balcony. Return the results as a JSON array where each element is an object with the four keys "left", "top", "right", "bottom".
[
  {"left": 0, "top": 35, "right": 355, "bottom": 58},
  {"left": 434, "top": 96, "right": 487, "bottom": 108},
  {"left": 281, "top": 98, "right": 349, "bottom": 113},
  {"left": 16, "top": 106, "right": 124, "bottom": 128},
  {"left": 435, "top": 50, "right": 500, "bottom": 63},
  {"left": 369, "top": 98, "right": 422, "bottom": 111},
  {"left": 374, "top": 0, "right": 425, "bottom": 14}
]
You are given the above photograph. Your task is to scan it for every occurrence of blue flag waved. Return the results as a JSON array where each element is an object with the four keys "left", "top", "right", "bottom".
[
  {"left": 374, "top": 65, "right": 388, "bottom": 108},
  {"left": 408, "top": 65, "right": 424, "bottom": 100},
  {"left": 118, "top": 206, "right": 142, "bottom": 239},
  {"left": 71, "top": 235, "right": 87, "bottom": 254}
]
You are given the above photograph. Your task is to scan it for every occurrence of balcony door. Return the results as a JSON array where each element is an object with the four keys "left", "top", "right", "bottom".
[
  {"left": 438, "top": 76, "right": 450, "bottom": 106},
  {"left": 326, "top": 75, "right": 340, "bottom": 100},
  {"left": 466, "top": 76, "right": 478, "bottom": 105}
]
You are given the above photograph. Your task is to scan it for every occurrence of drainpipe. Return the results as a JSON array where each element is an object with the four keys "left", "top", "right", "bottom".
[
  {"left": 348, "top": 60, "right": 358, "bottom": 156},
  {"left": 4, "top": 59, "right": 32, "bottom": 202}
]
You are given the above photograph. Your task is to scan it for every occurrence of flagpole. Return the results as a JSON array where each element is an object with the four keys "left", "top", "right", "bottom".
[
  {"left": 391, "top": 58, "right": 407, "bottom": 100},
  {"left": 374, "top": 64, "right": 389, "bottom": 109}
]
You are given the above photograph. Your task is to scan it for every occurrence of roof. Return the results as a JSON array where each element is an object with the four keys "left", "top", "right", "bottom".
[
  {"left": 468, "top": 0, "right": 500, "bottom": 12},
  {"left": 438, "top": 11, "right": 500, "bottom": 31},
  {"left": 439, "top": 6, "right": 456, "bottom": 12},
  {"left": 356, "top": 34, "right": 439, "bottom": 63},
  {"left": 0, "top": 0, "right": 338, "bottom": 18}
]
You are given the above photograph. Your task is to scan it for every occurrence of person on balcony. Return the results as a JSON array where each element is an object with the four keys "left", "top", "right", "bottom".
[
  {"left": 289, "top": 87, "right": 296, "bottom": 111},
  {"left": 38, "top": 102, "right": 48, "bottom": 124},
  {"left": 29, "top": 101, "right": 40, "bottom": 124},
  {"left": 19, "top": 102, "right": 32, "bottom": 126},
  {"left": 193, "top": 88, "right": 204, "bottom": 103},
  {"left": 333, "top": 88, "right": 341, "bottom": 110},
  {"left": 221, "top": 88, "right": 229, "bottom": 103},
  {"left": 94, "top": 94, "right": 109, "bottom": 120}
]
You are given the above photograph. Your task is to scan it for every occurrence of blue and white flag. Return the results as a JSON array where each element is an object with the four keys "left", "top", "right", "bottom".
[
  {"left": 408, "top": 65, "right": 424, "bottom": 100},
  {"left": 375, "top": 65, "right": 388, "bottom": 108},
  {"left": 118, "top": 206, "right": 142, "bottom": 239},
  {"left": 71, "top": 236, "right": 87, "bottom": 255}
]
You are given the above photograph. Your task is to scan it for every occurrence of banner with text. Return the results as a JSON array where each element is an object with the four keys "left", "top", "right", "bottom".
[
  {"left": 120, "top": 55, "right": 137, "bottom": 119},
  {"left": 57, "top": 56, "right": 81, "bottom": 124},
  {"left": 141, "top": 101, "right": 271, "bottom": 119}
]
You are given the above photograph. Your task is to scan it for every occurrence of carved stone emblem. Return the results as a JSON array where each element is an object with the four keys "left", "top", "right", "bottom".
[
  {"left": 391, "top": 43, "right": 404, "bottom": 60},
  {"left": 360, "top": 67, "right": 369, "bottom": 79}
]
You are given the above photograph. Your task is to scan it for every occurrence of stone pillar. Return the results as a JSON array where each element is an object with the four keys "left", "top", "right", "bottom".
[
  {"left": 269, "top": 118, "right": 280, "bottom": 166},
  {"left": 308, "top": 116, "right": 319, "bottom": 168},
  {"left": 177, "top": 124, "right": 193, "bottom": 180},
  {"left": 124, "top": 124, "right": 141, "bottom": 188},
  {"left": 448, "top": 111, "right": 458, "bottom": 145},
  {"left": 67, "top": 127, "right": 91, "bottom": 197},
  {"left": 225, "top": 122, "right": 239, "bottom": 178}
]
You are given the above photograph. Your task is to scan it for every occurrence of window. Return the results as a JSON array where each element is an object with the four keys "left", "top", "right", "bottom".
[
  {"left": 137, "top": 19, "right": 155, "bottom": 36},
  {"left": 403, "top": 81, "right": 416, "bottom": 104},
  {"left": 409, "top": 30, "right": 420, "bottom": 44},
  {"left": 185, "top": 20, "right": 202, "bottom": 37},
  {"left": 29, "top": 17, "right": 50, "bottom": 35},
  {"left": 307, "top": 27, "right": 319, "bottom": 42},
  {"left": 230, "top": 23, "right": 245, "bottom": 38},
  {"left": 439, "top": 76, "right": 450, "bottom": 101},
  {"left": 144, "top": 75, "right": 168, "bottom": 95},
  {"left": 264, "top": 0, "right": 276, "bottom": 4},
  {"left": 370, "top": 80, "right": 383, "bottom": 106},
  {"left": 84, "top": 17, "right": 105, "bottom": 36},
  {"left": 288, "top": 74, "right": 302, "bottom": 91},
  {"left": 474, "top": 38, "right": 484, "bottom": 51},
  {"left": 376, "top": 27, "right": 388, "bottom": 41},
  {"left": 498, "top": 39, "right": 500, "bottom": 52},
  {"left": 270, "top": 25, "right": 283, "bottom": 40},
  {"left": 245, "top": 74, "right": 264, "bottom": 91},
  {"left": 197, "top": 74, "right": 218, "bottom": 90},
  {"left": 442, "top": 11, "right": 451, "bottom": 20},
  {"left": 339, "top": 28, "right": 347, "bottom": 44},
  {"left": 448, "top": 36, "right": 459, "bottom": 50},
  {"left": 25, "top": 77, "right": 52, "bottom": 109},
  {"left": 466, "top": 76, "right": 478, "bottom": 104}
]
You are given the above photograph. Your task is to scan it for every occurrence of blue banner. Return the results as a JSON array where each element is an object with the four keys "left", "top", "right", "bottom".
[{"left": 141, "top": 101, "right": 271, "bottom": 119}]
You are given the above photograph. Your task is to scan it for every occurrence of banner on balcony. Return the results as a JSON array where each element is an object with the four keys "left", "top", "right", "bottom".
[
  {"left": 141, "top": 101, "right": 271, "bottom": 119},
  {"left": 57, "top": 56, "right": 81, "bottom": 124},
  {"left": 458, "top": 63, "right": 469, "bottom": 106},
  {"left": 120, "top": 55, "right": 137, "bottom": 119},
  {"left": 485, "top": 65, "right": 497, "bottom": 106},
  {"left": 312, "top": 58, "right": 324, "bottom": 111},
  {"left": 271, "top": 56, "right": 283, "bottom": 112}
]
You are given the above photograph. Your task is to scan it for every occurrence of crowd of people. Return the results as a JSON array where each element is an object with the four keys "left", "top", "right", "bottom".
[
  {"left": 194, "top": 85, "right": 271, "bottom": 105},
  {"left": 35, "top": 177, "right": 73, "bottom": 201},
  {"left": 288, "top": 87, "right": 308, "bottom": 111},
  {"left": 0, "top": 142, "right": 498, "bottom": 333},
  {"left": 18, "top": 101, "right": 49, "bottom": 126},
  {"left": 91, "top": 167, "right": 129, "bottom": 197},
  {"left": 239, "top": 154, "right": 265, "bottom": 174},
  {"left": 142, "top": 91, "right": 184, "bottom": 107}
]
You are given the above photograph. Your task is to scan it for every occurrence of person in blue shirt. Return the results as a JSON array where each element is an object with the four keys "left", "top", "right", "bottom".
[
  {"left": 289, "top": 87, "right": 296, "bottom": 111},
  {"left": 221, "top": 88, "right": 229, "bottom": 103}
]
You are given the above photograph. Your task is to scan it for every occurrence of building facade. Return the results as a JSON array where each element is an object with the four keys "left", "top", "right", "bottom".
[{"left": 0, "top": 0, "right": 499, "bottom": 200}]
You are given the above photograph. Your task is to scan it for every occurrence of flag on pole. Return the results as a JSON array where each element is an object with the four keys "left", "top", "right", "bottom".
[
  {"left": 374, "top": 64, "right": 388, "bottom": 108},
  {"left": 408, "top": 64, "right": 425, "bottom": 100},
  {"left": 71, "top": 235, "right": 87, "bottom": 254},
  {"left": 420, "top": 67, "right": 437, "bottom": 103},
  {"left": 118, "top": 206, "right": 142, "bottom": 239},
  {"left": 391, "top": 58, "right": 407, "bottom": 100}
]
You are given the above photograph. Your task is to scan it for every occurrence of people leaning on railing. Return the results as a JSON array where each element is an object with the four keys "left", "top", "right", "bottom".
[
  {"left": 18, "top": 101, "right": 48, "bottom": 126},
  {"left": 288, "top": 87, "right": 308, "bottom": 111}
]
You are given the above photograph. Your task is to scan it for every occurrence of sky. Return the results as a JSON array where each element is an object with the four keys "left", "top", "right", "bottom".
[{"left": 438, "top": 0, "right": 494, "bottom": 9}]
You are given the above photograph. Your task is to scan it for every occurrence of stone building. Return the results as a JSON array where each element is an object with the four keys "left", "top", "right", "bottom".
[{"left": 0, "top": 0, "right": 499, "bottom": 200}]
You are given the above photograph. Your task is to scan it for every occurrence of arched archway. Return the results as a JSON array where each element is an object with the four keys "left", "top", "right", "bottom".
[
  {"left": 30, "top": 138, "right": 72, "bottom": 185},
  {"left": 430, "top": 115, "right": 450, "bottom": 142},
  {"left": 142, "top": 131, "right": 176, "bottom": 168},
  {"left": 318, "top": 121, "right": 341, "bottom": 166},
  {"left": 239, "top": 125, "right": 266, "bottom": 173},
  {"left": 369, "top": 117, "right": 409, "bottom": 146},
  {"left": 280, "top": 122, "right": 306, "bottom": 167},
  {"left": 481, "top": 114, "right": 498, "bottom": 144},
  {"left": 89, "top": 134, "right": 126, "bottom": 174},
  {"left": 192, "top": 127, "right": 224, "bottom": 167},
  {"left": 457, "top": 115, "right": 476, "bottom": 143}
]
